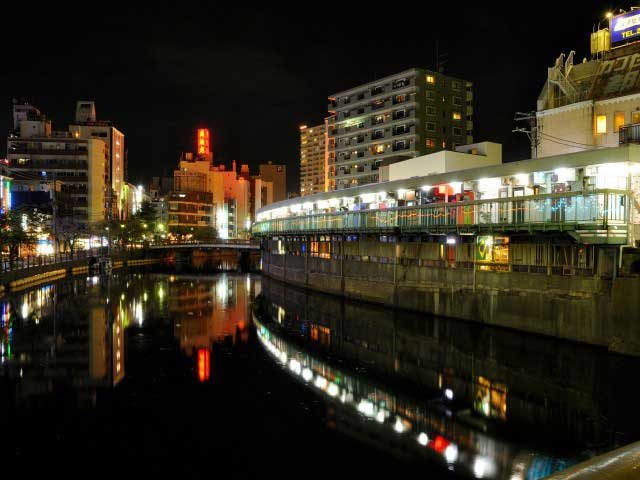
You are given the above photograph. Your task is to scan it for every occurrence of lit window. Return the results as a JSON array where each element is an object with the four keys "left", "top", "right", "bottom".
[
  {"left": 596, "top": 114, "right": 607, "bottom": 134},
  {"left": 614, "top": 112, "right": 625, "bottom": 132},
  {"left": 426, "top": 75, "right": 435, "bottom": 84},
  {"left": 426, "top": 138, "right": 436, "bottom": 148},
  {"left": 375, "top": 145, "right": 385, "bottom": 153},
  {"left": 452, "top": 112, "right": 462, "bottom": 120},
  {"left": 633, "top": 111, "right": 640, "bottom": 124}
]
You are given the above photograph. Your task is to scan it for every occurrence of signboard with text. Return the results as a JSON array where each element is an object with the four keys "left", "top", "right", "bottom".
[{"left": 611, "top": 11, "right": 640, "bottom": 47}]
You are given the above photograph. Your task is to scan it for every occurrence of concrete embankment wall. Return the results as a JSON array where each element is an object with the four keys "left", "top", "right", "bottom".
[
  {"left": 262, "top": 251, "right": 640, "bottom": 356},
  {"left": 0, "top": 256, "right": 164, "bottom": 294}
]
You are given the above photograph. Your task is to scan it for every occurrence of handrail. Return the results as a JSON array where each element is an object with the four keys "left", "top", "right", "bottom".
[
  {"left": 253, "top": 189, "right": 631, "bottom": 235},
  {"left": 256, "top": 188, "right": 628, "bottom": 221}
]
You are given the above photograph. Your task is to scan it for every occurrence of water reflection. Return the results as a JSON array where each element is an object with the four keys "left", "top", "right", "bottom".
[
  {"left": 253, "top": 278, "right": 640, "bottom": 479},
  {"left": 2, "top": 272, "right": 639, "bottom": 478},
  {"left": 0, "top": 277, "right": 125, "bottom": 409}
]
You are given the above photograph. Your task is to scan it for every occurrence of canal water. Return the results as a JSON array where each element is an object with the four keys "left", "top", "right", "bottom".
[{"left": 1, "top": 272, "right": 640, "bottom": 478}]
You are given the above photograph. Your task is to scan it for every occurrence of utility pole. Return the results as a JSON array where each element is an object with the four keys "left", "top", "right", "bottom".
[{"left": 513, "top": 111, "right": 540, "bottom": 159}]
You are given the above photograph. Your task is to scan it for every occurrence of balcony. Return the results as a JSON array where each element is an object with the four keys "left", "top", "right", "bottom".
[
  {"left": 619, "top": 123, "right": 640, "bottom": 145},
  {"left": 252, "top": 189, "right": 630, "bottom": 244}
]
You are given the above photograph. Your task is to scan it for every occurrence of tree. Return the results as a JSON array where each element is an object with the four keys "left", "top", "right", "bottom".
[
  {"left": 55, "top": 216, "right": 87, "bottom": 257},
  {"left": 0, "top": 208, "right": 45, "bottom": 266}
]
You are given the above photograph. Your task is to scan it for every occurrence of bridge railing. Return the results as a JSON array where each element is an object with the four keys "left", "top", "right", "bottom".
[{"left": 252, "top": 189, "right": 630, "bottom": 235}]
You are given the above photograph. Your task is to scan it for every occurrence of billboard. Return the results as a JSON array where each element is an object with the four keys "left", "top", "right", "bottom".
[{"left": 611, "top": 11, "right": 640, "bottom": 47}]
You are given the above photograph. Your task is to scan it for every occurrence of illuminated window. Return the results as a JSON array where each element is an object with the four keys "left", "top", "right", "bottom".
[
  {"left": 426, "top": 138, "right": 436, "bottom": 148},
  {"left": 596, "top": 114, "right": 607, "bottom": 134},
  {"left": 375, "top": 145, "right": 385, "bottom": 153},
  {"left": 452, "top": 112, "right": 462, "bottom": 120},
  {"left": 426, "top": 74, "right": 435, "bottom": 84},
  {"left": 614, "top": 111, "right": 625, "bottom": 132},
  {"left": 633, "top": 111, "right": 640, "bottom": 124}
]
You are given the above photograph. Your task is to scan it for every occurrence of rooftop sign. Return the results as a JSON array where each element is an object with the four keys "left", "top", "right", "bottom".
[{"left": 611, "top": 11, "right": 640, "bottom": 47}]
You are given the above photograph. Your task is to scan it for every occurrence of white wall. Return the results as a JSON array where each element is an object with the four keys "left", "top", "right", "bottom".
[
  {"left": 380, "top": 142, "right": 502, "bottom": 182},
  {"left": 537, "top": 93, "right": 640, "bottom": 158}
]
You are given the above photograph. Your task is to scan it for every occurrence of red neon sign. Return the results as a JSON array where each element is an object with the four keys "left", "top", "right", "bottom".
[
  {"left": 197, "top": 128, "right": 210, "bottom": 155},
  {"left": 197, "top": 348, "right": 210, "bottom": 382}
]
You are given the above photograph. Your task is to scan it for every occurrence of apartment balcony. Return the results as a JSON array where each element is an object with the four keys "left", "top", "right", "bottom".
[
  {"left": 8, "top": 145, "right": 88, "bottom": 156},
  {"left": 9, "top": 159, "right": 88, "bottom": 170},
  {"left": 620, "top": 123, "right": 640, "bottom": 145}
]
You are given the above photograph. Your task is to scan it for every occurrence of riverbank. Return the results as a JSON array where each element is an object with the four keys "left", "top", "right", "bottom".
[
  {"left": 261, "top": 251, "right": 640, "bottom": 356},
  {"left": 0, "top": 254, "right": 164, "bottom": 294}
]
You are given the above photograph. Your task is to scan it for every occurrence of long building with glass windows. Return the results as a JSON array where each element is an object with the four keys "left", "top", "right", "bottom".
[{"left": 253, "top": 142, "right": 640, "bottom": 354}]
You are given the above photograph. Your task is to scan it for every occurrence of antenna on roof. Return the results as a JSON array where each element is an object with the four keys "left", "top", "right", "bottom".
[
  {"left": 513, "top": 111, "right": 539, "bottom": 159},
  {"left": 435, "top": 40, "right": 449, "bottom": 73}
]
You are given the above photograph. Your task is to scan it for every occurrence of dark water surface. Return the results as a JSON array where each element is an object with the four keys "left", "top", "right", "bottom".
[{"left": 1, "top": 272, "right": 640, "bottom": 478}]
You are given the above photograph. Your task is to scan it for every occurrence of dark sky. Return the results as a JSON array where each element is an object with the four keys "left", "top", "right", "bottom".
[{"left": 0, "top": 2, "right": 618, "bottom": 193}]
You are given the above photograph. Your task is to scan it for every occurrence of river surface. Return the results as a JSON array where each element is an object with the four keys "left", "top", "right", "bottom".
[{"left": 1, "top": 272, "right": 640, "bottom": 478}]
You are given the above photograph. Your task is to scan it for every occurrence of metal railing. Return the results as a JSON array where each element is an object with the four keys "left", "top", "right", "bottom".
[
  {"left": 252, "top": 189, "right": 630, "bottom": 236},
  {"left": 619, "top": 123, "right": 640, "bottom": 145},
  {"left": 0, "top": 250, "right": 99, "bottom": 274}
]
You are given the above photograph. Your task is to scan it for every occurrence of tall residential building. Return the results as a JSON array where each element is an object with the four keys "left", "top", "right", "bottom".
[
  {"left": 299, "top": 122, "right": 327, "bottom": 196},
  {"left": 69, "top": 101, "right": 125, "bottom": 219},
  {"left": 536, "top": 13, "right": 640, "bottom": 158},
  {"left": 7, "top": 102, "right": 108, "bottom": 232},
  {"left": 259, "top": 162, "right": 287, "bottom": 202},
  {"left": 327, "top": 68, "right": 474, "bottom": 190}
]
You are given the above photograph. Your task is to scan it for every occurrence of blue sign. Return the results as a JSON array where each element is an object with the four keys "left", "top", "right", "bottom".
[{"left": 611, "top": 11, "right": 640, "bottom": 46}]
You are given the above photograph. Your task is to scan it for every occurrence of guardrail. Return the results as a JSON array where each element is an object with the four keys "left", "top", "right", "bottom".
[
  {"left": 253, "top": 189, "right": 630, "bottom": 237},
  {"left": 0, "top": 250, "right": 99, "bottom": 274}
]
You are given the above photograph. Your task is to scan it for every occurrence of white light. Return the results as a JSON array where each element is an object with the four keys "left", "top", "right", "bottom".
[
  {"left": 473, "top": 457, "right": 494, "bottom": 479},
  {"left": 446, "top": 236, "right": 456, "bottom": 245},
  {"left": 376, "top": 410, "right": 386, "bottom": 423},
  {"left": 445, "top": 444, "right": 459, "bottom": 463},
  {"left": 418, "top": 433, "right": 429, "bottom": 446},
  {"left": 289, "top": 358, "right": 301, "bottom": 375},
  {"left": 279, "top": 351, "right": 287, "bottom": 364},
  {"left": 445, "top": 388, "right": 454, "bottom": 400},
  {"left": 314, "top": 375, "right": 328, "bottom": 390},
  {"left": 327, "top": 383, "right": 339, "bottom": 397},
  {"left": 394, "top": 417, "right": 405, "bottom": 433},
  {"left": 302, "top": 368, "right": 313, "bottom": 382},
  {"left": 514, "top": 173, "right": 529, "bottom": 185},
  {"left": 357, "top": 400, "right": 375, "bottom": 417},
  {"left": 421, "top": 185, "right": 432, "bottom": 191}
]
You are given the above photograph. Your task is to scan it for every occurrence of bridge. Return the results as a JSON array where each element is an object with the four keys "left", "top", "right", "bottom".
[{"left": 149, "top": 242, "right": 260, "bottom": 251}]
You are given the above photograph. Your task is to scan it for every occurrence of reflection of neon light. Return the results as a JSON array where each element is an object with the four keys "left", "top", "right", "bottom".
[{"left": 197, "top": 348, "right": 210, "bottom": 382}]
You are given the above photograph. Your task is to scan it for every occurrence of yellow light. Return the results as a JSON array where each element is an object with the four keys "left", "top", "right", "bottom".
[
  {"left": 606, "top": 12, "right": 613, "bottom": 19},
  {"left": 596, "top": 114, "right": 607, "bottom": 134}
]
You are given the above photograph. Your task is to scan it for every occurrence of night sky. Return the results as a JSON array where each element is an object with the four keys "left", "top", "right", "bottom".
[{"left": 0, "top": 2, "right": 617, "bottom": 192}]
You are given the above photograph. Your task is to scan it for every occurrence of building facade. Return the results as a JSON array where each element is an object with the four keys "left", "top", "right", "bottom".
[
  {"left": 327, "top": 68, "right": 474, "bottom": 190},
  {"left": 69, "top": 101, "right": 125, "bottom": 219},
  {"left": 169, "top": 130, "right": 267, "bottom": 239},
  {"left": 7, "top": 103, "right": 108, "bottom": 232},
  {"left": 299, "top": 123, "right": 327, "bottom": 196},
  {"left": 259, "top": 162, "right": 287, "bottom": 202},
  {"left": 0, "top": 174, "right": 11, "bottom": 213},
  {"left": 536, "top": 18, "right": 640, "bottom": 158}
]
